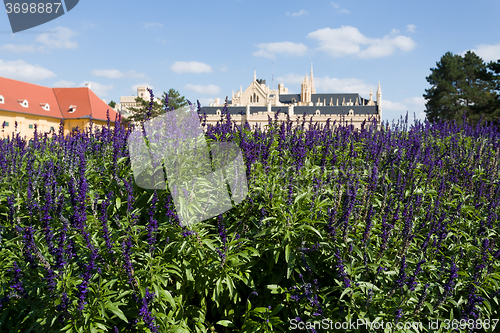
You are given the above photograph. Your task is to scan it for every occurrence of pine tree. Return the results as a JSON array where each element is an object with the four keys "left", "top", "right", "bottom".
[
  {"left": 124, "top": 89, "right": 189, "bottom": 125},
  {"left": 423, "top": 51, "right": 500, "bottom": 126}
]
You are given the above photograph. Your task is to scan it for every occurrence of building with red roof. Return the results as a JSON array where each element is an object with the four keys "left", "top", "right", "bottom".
[{"left": 0, "top": 76, "right": 121, "bottom": 139}]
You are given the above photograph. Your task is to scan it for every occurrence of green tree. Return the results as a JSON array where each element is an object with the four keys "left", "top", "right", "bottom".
[
  {"left": 423, "top": 51, "right": 500, "bottom": 126},
  {"left": 108, "top": 100, "right": 117, "bottom": 108},
  {"left": 162, "top": 88, "right": 189, "bottom": 111},
  {"left": 124, "top": 88, "right": 189, "bottom": 124}
]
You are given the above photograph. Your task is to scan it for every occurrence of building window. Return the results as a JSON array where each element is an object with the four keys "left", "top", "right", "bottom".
[
  {"left": 50, "top": 126, "right": 55, "bottom": 131},
  {"left": 2, "top": 121, "right": 8, "bottom": 127},
  {"left": 315, "top": 110, "right": 320, "bottom": 116},
  {"left": 18, "top": 99, "right": 28, "bottom": 108},
  {"left": 250, "top": 96, "right": 252, "bottom": 103},
  {"left": 0, "top": 95, "right": 4, "bottom": 104},
  {"left": 29, "top": 124, "right": 33, "bottom": 129},
  {"left": 257, "top": 96, "right": 259, "bottom": 103}
]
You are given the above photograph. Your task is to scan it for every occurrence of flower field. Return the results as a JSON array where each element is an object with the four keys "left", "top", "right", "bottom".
[{"left": 0, "top": 105, "right": 499, "bottom": 333}]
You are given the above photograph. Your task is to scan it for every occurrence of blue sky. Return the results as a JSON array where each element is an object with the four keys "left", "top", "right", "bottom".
[{"left": 1, "top": 0, "right": 499, "bottom": 123}]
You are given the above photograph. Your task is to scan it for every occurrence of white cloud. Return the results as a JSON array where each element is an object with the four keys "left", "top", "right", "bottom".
[
  {"left": 144, "top": 22, "right": 163, "bottom": 28},
  {"left": 79, "top": 81, "right": 113, "bottom": 97},
  {"left": 308, "top": 26, "right": 416, "bottom": 58},
  {"left": 403, "top": 96, "right": 426, "bottom": 106},
  {"left": 383, "top": 99, "right": 407, "bottom": 111},
  {"left": 171, "top": 61, "right": 212, "bottom": 74},
  {"left": 331, "top": 2, "right": 350, "bottom": 13},
  {"left": 462, "top": 44, "right": 500, "bottom": 63},
  {"left": 358, "top": 35, "right": 416, "bottom": 58},
  {"left": 0, "top": 44, "right": 36, "bottom": 53},
  {"left": 156, "top": 38, "right": 167, "bottom": 44},
  {"left": 253, "top": 42, "right": 308, "bottom": 59},
  {"left": 406, "top": 24, "right": 417, "bottom": 33},
  {"left": 0, "top": 59, "right": 56, "bottom": 81},
  {"left": 184, "top": 84, "right": 221, "bottom": 95},
  {"left": 36, "top": 26, "right": 78, "bottom": 50},
  {"left": 91, "top": 69, "right": 146, "bottom": 79},
  {"left": 197, "top": 97, "right": 216, "bottom": 106},
  {"left": 287, "top": 10, "right": 307, "bottom": 17},
  {"left": 220, "top": 65, "right": 228, "bottom": 72},
  {"left": 275, "top": 74, "right": 375, "bottom": 95},
  {"left": 276, "top": 73, "right": 304, "bottom": 85},
  {"left": 53, "top": 79, "right": 75, "bottom": 87},
  {"left": 317, "top": 77, "right": 373, "bottom": 94},
  {"left": 382, "top": 97, "right": 427, "bottom": 122}
]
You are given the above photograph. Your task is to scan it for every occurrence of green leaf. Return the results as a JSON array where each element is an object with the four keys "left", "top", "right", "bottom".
[
  {"left": 216, "top": 320, "right": 236, "bottom": 327},
  {"left": 285, "top": 244, "right": 290, "bottom": 263},
  {"left": 106, "top": 303, "right": 128, "bottom": 323}
]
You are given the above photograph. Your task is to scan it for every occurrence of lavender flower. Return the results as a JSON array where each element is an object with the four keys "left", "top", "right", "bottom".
[{"left": 333, "top": 249, "right": 351, "bottom": 288}]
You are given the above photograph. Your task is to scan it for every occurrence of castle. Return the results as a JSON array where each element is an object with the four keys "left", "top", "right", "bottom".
[
  {"left": 202, "top": 65, "right": 382, "bottom": 131},
  {"left": 117, "top": 86, "right": 162, "bottom": 118}
]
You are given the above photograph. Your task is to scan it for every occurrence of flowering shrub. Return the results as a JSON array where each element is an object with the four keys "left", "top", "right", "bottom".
[{"left": 0, "top": 98, "right": 499, "bottom": 332}]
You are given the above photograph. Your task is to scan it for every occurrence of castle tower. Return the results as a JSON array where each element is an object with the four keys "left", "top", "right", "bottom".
[
  {"left": 376, "top": 80, "right": 382, "bottom": 114},
  {"left": 310, "top": 63, "right": 316, "bottom": 94},
  {"left": 137, "top": 86, "right": 149, "bottom": 99},
  {"left": 302, "top": 72, "right": 312, "bottom": 104}
]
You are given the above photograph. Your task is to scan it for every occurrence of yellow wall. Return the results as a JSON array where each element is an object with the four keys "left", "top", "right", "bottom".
[
  {"left": 0, "top": 110, "right": 61, "bottom": 139},
  {"left": 0, "top": 110, "right": 118, "bottom": 139}
]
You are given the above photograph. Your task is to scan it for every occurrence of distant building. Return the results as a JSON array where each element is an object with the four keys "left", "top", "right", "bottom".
[
  {"left": 0, "top": 77, "right": 121, "bottom": 139},
  {"left": 117, "top": 86, "right": 161, "bottom": 118},
  {"left": 202, "top": 65, "right": 382, "bottom": 130}
]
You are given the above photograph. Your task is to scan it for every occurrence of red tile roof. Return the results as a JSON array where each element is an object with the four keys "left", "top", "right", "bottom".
[{"left": 0, "top": 76, "right": 119, "bottom": 122}]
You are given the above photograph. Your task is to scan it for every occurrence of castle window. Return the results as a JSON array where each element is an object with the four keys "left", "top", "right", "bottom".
[
  {"left": 315, "top": 110, "right": 320, "bottom": 116},
  {"left": 50, "top": 126, "right": 55, "bottom": 131},
  {"left": 216, "top": 109, "right": 221, "bottom": 116},
  {"left": 40, "top": 103, "right": 50, "bottom": 111},
  {"left": 0, "top": 95, "right": 4, "bottom": 104},
  {"left": 250, "top": 96, "right": 252, "bottom": 103},
  {"left": 2, "top": 121, "right": 8, "bottom": 127},
  {"left": 257, "top": 96, "right": 259, "bottom": 103},
  {"left": 69, "top": 105, "right": 77, "bottom": 113},
  {"left": 348, "top": 109, "right": 354, "bottom": 116},
  {"left": 29, "top": 124, "right": 33, "bottom": 129}
]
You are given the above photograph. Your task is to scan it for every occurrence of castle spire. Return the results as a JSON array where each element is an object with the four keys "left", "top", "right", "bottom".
[
  {"left": 376, "top": 80, "right": 382, "bottom": 114},
  {"left": 253, "top": 70, "right": 256, "bottom": 81},
  {"left": 310, "top": 63, "right": 316, "bottom": 94}
]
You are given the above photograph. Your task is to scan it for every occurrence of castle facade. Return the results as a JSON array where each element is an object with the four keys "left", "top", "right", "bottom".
[{"left": 202, "top": 65, "right": 382, "bottom": 131}]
